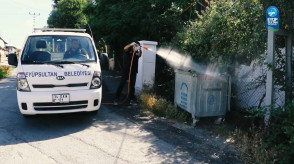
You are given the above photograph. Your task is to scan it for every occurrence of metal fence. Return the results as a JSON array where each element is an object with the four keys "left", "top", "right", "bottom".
[{"left": 234, "top": 60, "right": 286, "bottom": 110}]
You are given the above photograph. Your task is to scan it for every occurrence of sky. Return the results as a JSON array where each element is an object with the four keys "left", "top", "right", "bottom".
[{"left": 0, "top": 0, "right": 53, "bottom": 49}]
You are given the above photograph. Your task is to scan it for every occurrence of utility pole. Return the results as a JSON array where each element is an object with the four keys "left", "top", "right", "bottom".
[{"left": 29, "top": 12, "right": 40, "bottom": 32}]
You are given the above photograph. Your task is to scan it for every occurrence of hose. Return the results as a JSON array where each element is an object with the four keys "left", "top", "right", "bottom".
[{"left": 101, "top": 48, "right": 136, "bottom": 105}]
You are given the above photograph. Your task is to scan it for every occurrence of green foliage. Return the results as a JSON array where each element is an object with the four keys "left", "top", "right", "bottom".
[
  {"left": 154, "top": 56, "right": 175, "bottom": 102},
  {"left": 248, "top": 102, "right": 294, "bottom": 163},
  {"left": 47, "top": 0, "right": 87, "bottom": 28},
  {"left": 0, "top": 66, "right": 10, "bottom": 79},
  {"left": 264, "top": 103, "right": 294, "bottom": 163},
  {"left": 274, "top": 46, "right": 287, "bottom": 91},
  {"left": 139, "top": 92, "right": 190, "bottom": 122},
  {"left": 175, "top": 0, "right": 267, "bottom": 65},
  {"left": 84, "top": 0, "right": 198, "bottom": 59},
  {"left": 0, "top": 68, "right": 4, "bottom": 79}
]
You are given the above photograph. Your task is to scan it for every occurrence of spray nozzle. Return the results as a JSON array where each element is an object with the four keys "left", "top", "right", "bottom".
[{"left": 135, "top": 46, "right": 140, "bottom": 51}]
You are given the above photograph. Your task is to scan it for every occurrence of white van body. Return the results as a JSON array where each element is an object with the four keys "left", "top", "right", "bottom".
[{"left": 14, "top": 30, "right": 102, "bottom": 115}]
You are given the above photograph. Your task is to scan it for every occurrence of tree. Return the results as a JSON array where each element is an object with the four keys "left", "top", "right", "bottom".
[
  {"left": 47, "top": 0, "right": 87, "bottom": 28},
  {"left": 175, "top": 0, "right": 267, "bottom": 66},
  {"left": 52, "top": 0, "right": 61, "bottom": 8},
  {"left": 175, "top": 0, "right": 294, "bottom": 65},
  {"left": 84, "top": 0, "right": 204, "bottom": 68}
]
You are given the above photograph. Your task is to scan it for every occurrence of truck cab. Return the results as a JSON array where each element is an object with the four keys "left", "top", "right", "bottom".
[{"left": 9, "top": 28, "right": 102, "bottom": 115}]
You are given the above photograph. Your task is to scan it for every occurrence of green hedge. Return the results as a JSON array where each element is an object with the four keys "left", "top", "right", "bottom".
[{"left": 0, "top": 66, "right": 10, "bottom": 79}]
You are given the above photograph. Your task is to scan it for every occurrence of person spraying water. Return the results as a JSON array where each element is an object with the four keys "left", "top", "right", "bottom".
[{"left": 113, "top": 41, "right": 142, "bottom": 106}]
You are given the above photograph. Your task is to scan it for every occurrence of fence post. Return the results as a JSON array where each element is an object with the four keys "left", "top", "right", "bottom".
[
  {"left": 265, "top": 29, "right": 275, "bottom": 126},
  {"left": 286, "top": 35, "right": 293, "bottom": 103}
]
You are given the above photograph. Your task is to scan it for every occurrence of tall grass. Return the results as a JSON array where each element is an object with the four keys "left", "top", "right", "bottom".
[
  {"left": 231, "top": 127, "right": 278, "bottom": 163},
  {"left": 139, "top": 92, "right": 191, "bottom": 122}
]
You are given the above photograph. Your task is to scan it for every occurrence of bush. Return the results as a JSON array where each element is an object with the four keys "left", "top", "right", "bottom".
[
  {"left": 139, "top": 92, "right": 190, "bottom": 122},
  {"left": 0, "top": 66, "right": 10, "bottom": 79},
  {"left": 174, "top": 0, "right": 266, "bottom": 66},
  {"left": 244, "top": 103, "right": 294, "bottom": 163},
  {"left": 265, "top": 104, "right": 294, "bottom": 163}
]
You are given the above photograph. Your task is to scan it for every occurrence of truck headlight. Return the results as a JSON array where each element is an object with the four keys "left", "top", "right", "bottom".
[
  {"left": 17, "top": 73, "right": 31, "bottom": 92},
  {"left": 90, "top": 71, "right": 101, "bottom": 89}
]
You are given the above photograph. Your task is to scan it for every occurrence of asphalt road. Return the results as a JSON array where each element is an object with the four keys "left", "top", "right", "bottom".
[{"left": 0, "top": 69, "right": 242, "bottom": 164}]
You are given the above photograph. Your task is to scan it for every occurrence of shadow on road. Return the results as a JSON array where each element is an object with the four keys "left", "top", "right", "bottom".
[
  {"left": 0, "top": 70, "right": 116, "bottom": 147},
  {"left": 0, "top": 69, "right": 242, "bottom": 163},
  {"left": 0, "top": 70, "right": 134, "bottom": 147},
  {"left": 100, "top": 71, "right": 242, "bottom": 163}
]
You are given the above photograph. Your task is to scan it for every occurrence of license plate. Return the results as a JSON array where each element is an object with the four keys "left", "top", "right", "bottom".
[{"left": 52, "top": 94, "right": 70, "bottom": 103}]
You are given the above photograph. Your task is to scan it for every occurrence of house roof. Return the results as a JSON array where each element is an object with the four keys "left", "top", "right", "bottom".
[{"left": 6, "top": 45, "right": 17, "bottom": 49}]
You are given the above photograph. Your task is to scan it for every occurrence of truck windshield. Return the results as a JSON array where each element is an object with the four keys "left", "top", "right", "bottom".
[{"left": 21, "top": 35, "right": 97, "bottom": 64}]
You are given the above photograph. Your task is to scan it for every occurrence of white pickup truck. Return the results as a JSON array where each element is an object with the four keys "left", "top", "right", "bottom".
[{"left": 8, "top": 28, "right": 102, "bottom": 116}]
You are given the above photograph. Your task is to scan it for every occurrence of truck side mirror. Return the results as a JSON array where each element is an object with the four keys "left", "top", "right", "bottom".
[{"left": 8, "top": 53, "right": 18, "bottom": 66}]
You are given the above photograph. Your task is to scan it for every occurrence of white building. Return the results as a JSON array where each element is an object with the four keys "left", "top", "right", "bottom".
[
  {"left": 0, "top": 37, "right": 8, "bottom": 57},
  {"left": 6, "top": 45, "right": 17, "bottom": 55}
]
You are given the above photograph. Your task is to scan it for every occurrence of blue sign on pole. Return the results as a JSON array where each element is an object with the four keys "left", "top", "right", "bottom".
[{"left": 266, "top": 6, "right": 279, "bottom": 31}]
